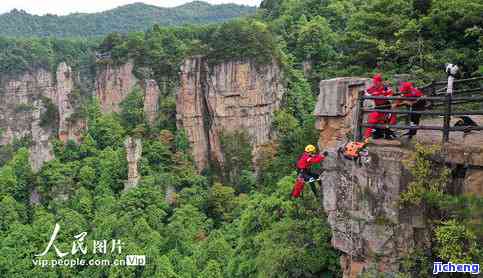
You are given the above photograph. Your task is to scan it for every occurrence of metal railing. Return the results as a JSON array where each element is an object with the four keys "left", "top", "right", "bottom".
[{"left": 354, "top": 76, "right": 483, "bottom": 143}]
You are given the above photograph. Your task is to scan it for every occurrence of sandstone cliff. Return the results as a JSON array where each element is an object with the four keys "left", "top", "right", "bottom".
[
  {"left": 0, "top": 63, "right": 85, "bottom": 171},
  {"left": 315, "top": 78, "right": 370, "bottom": 148},
  {"left": 322, "top": 144, "right": 429, "bottom": 276},
  {"left": 176, "top": 57, "right": 285, "bottom": 170},
  {"left": 95, "top": 62, "right": 138, "bottom": 114},
  {"left": 95, "top": 61, "right": 161, "bottom": 126},
  {"left": 315, "top": 77, "right": 483, "bottom": 277}
]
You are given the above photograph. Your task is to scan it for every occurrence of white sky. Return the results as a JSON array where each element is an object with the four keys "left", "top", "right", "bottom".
[{"left": 0, "top": 0, "right": 261, "bottom": 15}]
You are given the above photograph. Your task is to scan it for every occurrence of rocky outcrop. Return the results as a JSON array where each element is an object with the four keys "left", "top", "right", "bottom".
[
  {"left": 0, "top": 68, "right": 54, "bottom": 171},
  {"left": 95, "top": 62, "right": 161, "bottom": 126},
  {"left": 176, "top": 57, "right": 285, "bottom": 170},
  {"left": 315, "top": 77, "right": 369, "bottom": 148},
  {"left": 315, "top": 77, "right": 483, "bottom": 277},
  {"left": 0, "top": 63, "right": 85, "bottom": 171},
  {"left": 54, "top": 63, "right": 87, "bottom": 143},
  {"left": 124, "top": 136, "right": 142, "bottom": 190},
  {"left": 314, "top": 78, "right": 428, "bottom": 277},
  {"left": 95, "top": 62, "right": 138, "bottom": 114},
  {"left": 143, "top": 79, "right": 160, "bottom": 125},
  {"left": 321, "top": 144, "right": 431, "bottom": 277}
]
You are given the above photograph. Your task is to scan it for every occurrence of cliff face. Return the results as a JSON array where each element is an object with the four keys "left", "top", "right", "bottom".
[
  {"left": 315, "top": 78, "right": 483, "bottom": 277},
  {"left": 176, "top": 57, "right": 285, "bottom": 170},
  {"left": 143, "top": 79, "right": 161, "bottom": 126},
  {"left": 95, "top": 62, "right": 161, "bottom": 126},
  {"left": 0, "top": 63, "right": 85, "bottom": 171},
  {"left": 315, "top": 78, "right": 370, "bottom": 148},
  {"left": 0, "top": 61, "right": 161, "bottom": 171},
  {"left": 95, "top": 62, "right": 138, "bottom": 114},
  {"left": 322, "top": 145, "right": 430, "bottom": 276},
  {"left": 54, "top": 63, "right": 87, "bottom": 143}
]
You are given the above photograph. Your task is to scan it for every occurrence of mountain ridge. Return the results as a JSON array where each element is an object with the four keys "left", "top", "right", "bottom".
[{"left": 0, "top": 1, "right": 256, "bottom": 37}]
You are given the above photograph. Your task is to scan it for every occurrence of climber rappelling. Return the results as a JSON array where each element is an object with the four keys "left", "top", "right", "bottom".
[{"left": 291, "top": 144, "right": 327, "bottom": 198}]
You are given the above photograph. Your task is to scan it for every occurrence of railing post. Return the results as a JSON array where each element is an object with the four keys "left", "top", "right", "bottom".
[
  {"left": 442, "top": 72, "right": 455, "bottom": 143},
  {"left": 442, "top": 92, "right": 452, "bottom": 143},
  {"left": 443, "top": 64, "right": 458, "bottom": 144},
  {"left": 354, "top": 90, "right": 365, "bottom": 141}
]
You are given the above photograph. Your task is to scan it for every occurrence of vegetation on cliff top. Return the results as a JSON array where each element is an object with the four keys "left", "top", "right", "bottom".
[{"left": 0, "top": 37, "right": 97, "bottom": 77}]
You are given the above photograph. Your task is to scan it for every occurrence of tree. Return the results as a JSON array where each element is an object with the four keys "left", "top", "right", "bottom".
[
  {"left": 89, "top": 115, "right": 125, "bottom": 150},
  {"left": 219, "top": 130, "right": 253, "bottom": 191},
  {"left": 0, "top": 148, "right": 33, "bottom": 203},
  {"left": 0, "top": 195, "right": 26, "bottom": 231},
  {"left": 296, "top": 16, "right": 337, "bottom": 66},
  {"left": 120, "top": 86, "right": 145, "bottom": 131},
  {"left": 207, "top": 183, "right": 237, "bottom": 222},
  {"left": 200, "top": 260, "right": 223, "bottom": 278}
]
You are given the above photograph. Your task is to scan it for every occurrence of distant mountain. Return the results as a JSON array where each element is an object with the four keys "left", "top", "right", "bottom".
[{"left": 0, "top": 1, "right": 256, "bottom": 37}]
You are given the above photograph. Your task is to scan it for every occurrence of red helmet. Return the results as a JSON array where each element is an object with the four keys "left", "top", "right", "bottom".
[{"left": 372, "top": 74, "right": 382, "bottom": 86}]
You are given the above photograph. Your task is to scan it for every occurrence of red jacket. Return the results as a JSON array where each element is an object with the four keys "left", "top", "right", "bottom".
[
  {"left": 403, "top": 87, "right": 423, "bottom": 98},
  {"left": 399, "top": 82, "right": 423, "bottom": 97},
  {"left": 296, "top": 152, "right": 324, "bottom": 170},
  {"left": 367, "top": 86, "right": 393, "bottom": 106}
]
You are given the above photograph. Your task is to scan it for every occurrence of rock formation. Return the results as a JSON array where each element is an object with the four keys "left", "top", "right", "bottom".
[
  {"left": 0, "top": 62, "right": 85, "bottom": 171},
  {"left": 54, "top": 63, "right": 86, "bottom": 143},
  {"left": 176, "top": 56, "right": 285, "bottom": 170},
  {"left": 0, "top": 60, "right": 162, "bottom": 172},
  {"left": 124, "top": 136, "right": 142, "bottom": 190},
  {"left": 95, "top": 62, "right": 161, "bottom": 127},
  {"left": 315, "top": 77, "right": 483, "bottom": 277},
  {"left": 315, "top": 78, "right": 370, "bottom": 148},
  {"left": 143, "top": 79, "right": 161, "bottom": 125},
  {"left": 95, "top": 62, "right": 138, "bottom": 114},
  {"left": 321, "top": 144, "right": 430, "bottom": 276}
]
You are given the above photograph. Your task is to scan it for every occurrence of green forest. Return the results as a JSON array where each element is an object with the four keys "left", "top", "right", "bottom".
[
  {"left": 0, "top": 1, "right": 256, "bottom": 37},
  {"left": 0, "top": 0, "right": 482, "bottom": 277}
]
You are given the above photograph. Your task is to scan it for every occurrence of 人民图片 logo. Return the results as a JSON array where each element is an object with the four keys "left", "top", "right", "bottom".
[{"left": 32, "top": 223, "right": 145, "bottom": 267}]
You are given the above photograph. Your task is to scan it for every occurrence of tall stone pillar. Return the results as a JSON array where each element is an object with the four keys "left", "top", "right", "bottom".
[{"left": 124, "top": 136, "right": 142, "bottom": 191}]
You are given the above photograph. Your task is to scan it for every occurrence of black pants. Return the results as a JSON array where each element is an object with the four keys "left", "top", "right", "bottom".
[
  {"left": 298, "top": 169, "right": 319, "bottom": 197},
  {"left": 373, "top": 102, "right": 394, "bottom": 139},
  {"left": 408, "top": 100, "right": 426, "bottom": 136}
]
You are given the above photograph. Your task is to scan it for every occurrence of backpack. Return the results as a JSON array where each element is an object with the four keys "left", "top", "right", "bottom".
[{"left": 338, "top": 141, "right": 370, "bottom": 166}]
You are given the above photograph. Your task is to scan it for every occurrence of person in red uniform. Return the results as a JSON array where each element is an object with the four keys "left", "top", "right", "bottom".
[
  {"left": 291, "top": 144, "right": 327, "bottom": 198},
  {"left": 397, "top": 82, "right": 425, "bottom": 138},
  {"left": 365, "top": 74, "right": 396, "bottom": 139},
  {"left": 363, "top": 111, "right": 387, "bottom": 139},
  {"left": 366, "top": 74, "right": 393, "bottom": 108}
]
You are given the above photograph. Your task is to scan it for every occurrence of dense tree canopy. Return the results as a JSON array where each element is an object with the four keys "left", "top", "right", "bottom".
[{"left": 0, "top": 101, "right": 340, "bottom": 277}]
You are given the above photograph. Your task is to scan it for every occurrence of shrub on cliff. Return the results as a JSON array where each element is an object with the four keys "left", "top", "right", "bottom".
[
  {"left": 207, "top": 19, "right": 279, "bottom": 65},
  {"left": 401, "top": 144, "right": 450, "bottom": 207},
  {"left": 435, "top": 219, "right": 481, "bottom": 264}
]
